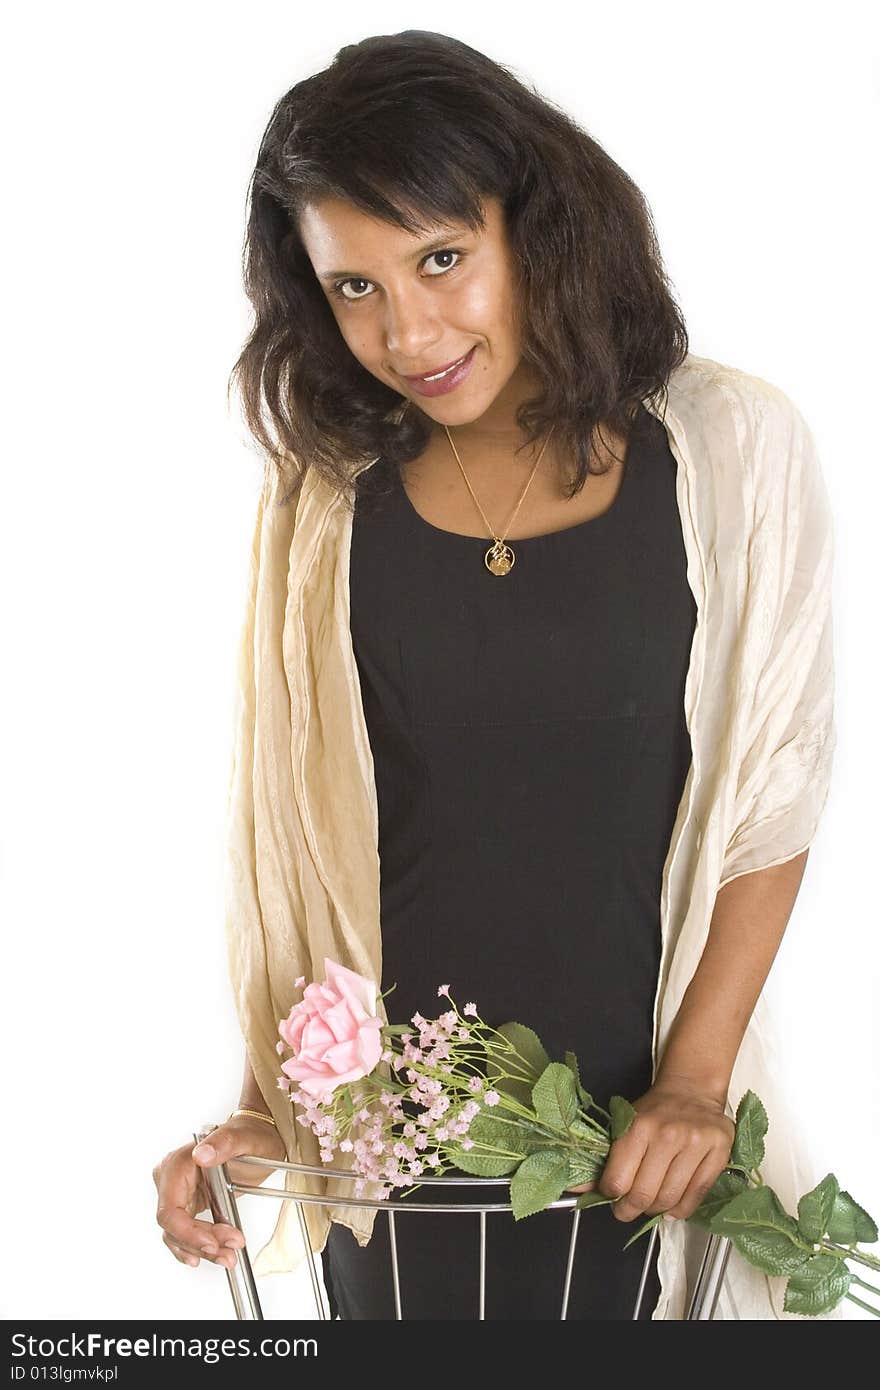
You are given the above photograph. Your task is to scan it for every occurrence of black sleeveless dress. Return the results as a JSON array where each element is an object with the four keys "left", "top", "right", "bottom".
[{"left": 320, "top": 404, "right": 697, "bottom": 1320}]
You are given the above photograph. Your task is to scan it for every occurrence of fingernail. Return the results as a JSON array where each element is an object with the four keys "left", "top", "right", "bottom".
[
  {"left": 203, "top": 1243, "right": 218, "bottom": 1256},
  {"left": 193, "top": 1143, "right": 216, "bottom": 1161},
  {"left": 223, "top": 1239, "right": 241, "bottom": 1249}
]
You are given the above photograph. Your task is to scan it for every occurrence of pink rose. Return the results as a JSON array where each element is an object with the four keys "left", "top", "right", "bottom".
[{"left": 278, "top": 958, "right": 384, "bottom": 1104}]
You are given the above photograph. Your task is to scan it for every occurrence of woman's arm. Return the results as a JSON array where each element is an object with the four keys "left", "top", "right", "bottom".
[
  {"left": 654, "top": 848, "right": 810, "bottom": 1103},
  {"left": 238, "top": 1050, "right": 274, "bottom": 1118},
  {"left": 569, "top": 848, "right": 812, "bottom": 1220}
]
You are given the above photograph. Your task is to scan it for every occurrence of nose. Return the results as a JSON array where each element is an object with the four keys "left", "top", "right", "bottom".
[{"left": 383, "top": 290, "right": 443, "bottom": 367}]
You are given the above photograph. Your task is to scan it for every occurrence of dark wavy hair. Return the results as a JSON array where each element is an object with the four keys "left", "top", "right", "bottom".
[{"left": 228, "top": 30, "right": 688, "bottom": 509}]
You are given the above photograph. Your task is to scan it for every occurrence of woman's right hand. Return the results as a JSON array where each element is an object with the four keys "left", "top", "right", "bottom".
[{"left": 153, "top": 1116, "right": 288, "bottom": 1270}]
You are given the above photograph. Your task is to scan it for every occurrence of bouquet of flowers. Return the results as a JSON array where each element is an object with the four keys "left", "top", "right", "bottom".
[{"left": 274, "top": 959, "right": 878, "bottom": 1318}]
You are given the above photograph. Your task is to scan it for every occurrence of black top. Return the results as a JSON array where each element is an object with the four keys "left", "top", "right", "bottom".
[{"left": 321, "top": 404, "right": 697, "bottom": 1320}]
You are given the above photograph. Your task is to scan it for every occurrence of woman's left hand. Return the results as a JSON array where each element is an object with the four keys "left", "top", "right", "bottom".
[{"left": 566, "top": 1078, "right": 736, "bottom": 1222}]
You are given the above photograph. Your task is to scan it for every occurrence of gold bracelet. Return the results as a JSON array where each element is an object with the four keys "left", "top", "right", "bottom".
[{"left": 228, "top": 1107, "right": 278, "bottom": 1128}]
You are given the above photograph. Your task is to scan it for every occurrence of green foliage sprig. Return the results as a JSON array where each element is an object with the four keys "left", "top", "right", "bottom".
[
  {"left": 291, "top": 983, "right": 878, "bottom": 1319},
  {"left": 443, "top": 1021, "right": 879, "bottom": 1317}
]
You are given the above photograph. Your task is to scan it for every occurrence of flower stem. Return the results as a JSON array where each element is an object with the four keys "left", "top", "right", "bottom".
[
  {"left": 844, "top": 1290, "right": 880, "bottom": 1317},
  {"left": 823, "top": 1242, "right": 880, "bottom": 1274},
  {"left": 849, "top": 1273, "right": 880, "bottom": 1298},
  {"left": 572, "top": 1109, "right": 610, "bottom": 1140}
]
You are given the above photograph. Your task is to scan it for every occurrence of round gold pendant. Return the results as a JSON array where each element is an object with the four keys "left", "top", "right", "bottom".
[{"left": 485, "top": 540, "right": 515, "bottom": 575}]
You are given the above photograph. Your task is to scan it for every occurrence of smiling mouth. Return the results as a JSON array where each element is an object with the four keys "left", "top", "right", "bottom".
[{"left": 402, "top": 350, "right": 472, "bottom": 382}]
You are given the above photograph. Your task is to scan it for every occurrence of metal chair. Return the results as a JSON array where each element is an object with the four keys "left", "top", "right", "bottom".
[{"left": 194, "top": 1123, "right": 732, "bottom": 1321}]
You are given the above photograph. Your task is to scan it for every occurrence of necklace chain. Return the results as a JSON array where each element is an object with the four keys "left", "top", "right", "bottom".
[{"left": 442, "top": 424, "right": 557, "bottom": 575}]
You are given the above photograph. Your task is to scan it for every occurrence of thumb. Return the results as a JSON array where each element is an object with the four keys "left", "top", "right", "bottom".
[
  {"left": 191, "top": 1129, "right": 231, "bottom": 1167},
  {"left": 192, "top": 1119, "right": 280, "bottom": 1168}
]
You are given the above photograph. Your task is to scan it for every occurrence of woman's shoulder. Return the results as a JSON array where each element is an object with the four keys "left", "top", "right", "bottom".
[
  {"left": 668, "top": 352, "right": 812, "bottom": 442},
  {"left": 666, "top": 354, "right": 827, "bottom": 530}
]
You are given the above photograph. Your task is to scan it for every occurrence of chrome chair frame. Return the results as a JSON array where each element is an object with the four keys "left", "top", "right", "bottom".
[{"left": 194, "top": 1124, "right": 732, "bottom": 1321}]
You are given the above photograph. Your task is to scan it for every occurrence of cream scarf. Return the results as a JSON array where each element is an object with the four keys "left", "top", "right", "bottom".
[{"left": 223, "top": 352, "right": 837, "bottom": 1318}]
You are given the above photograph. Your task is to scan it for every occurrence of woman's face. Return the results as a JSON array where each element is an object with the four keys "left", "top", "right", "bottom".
[{"left": 297, "top": 194, "right": 531, "bottom": 430}]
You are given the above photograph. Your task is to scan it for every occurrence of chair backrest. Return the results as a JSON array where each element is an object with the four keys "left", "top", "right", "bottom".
[{"left": 194, "top": 1125, "right": 732, "bottom": 1320}]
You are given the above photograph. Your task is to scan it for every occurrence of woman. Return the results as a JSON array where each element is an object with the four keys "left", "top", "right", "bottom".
[{"left": 153, "top": 31, "right": 837, "bottom": 1319}]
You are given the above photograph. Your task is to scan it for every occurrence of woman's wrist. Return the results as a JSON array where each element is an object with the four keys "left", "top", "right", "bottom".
[
  {"left": 230, "top": 1105, "right": 277, "bottom": 1126},
  {"left": 653, "top": 1065, "right": 731, "bottom": 1108}
]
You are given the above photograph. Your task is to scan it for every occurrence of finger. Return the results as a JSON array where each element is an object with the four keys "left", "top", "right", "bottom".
[
  {"left": 191, "top": 1125, "right": 274, "bottom": 1176},
  {"left": 157, "top": 1124, "right": 268, "bottom": 1259},
  {"left": 189, "top": 1214, "right": 247, "bottom": 1250},
  {"left": 598, "top": 1127, "right": 650, "bottom": 1206},
  {"left": 157, "top": 1210, "right": 223, "bottom": 1262},
  {"left": 162, "top": 1231, "right": 200, "bottom": 1267},
  {"left": 162, "top": 1230, "right": 241, "bottom": 1269},
  {"left": 663, "top": 1149, "right": 728, "bottom": 1221},
  {"left": 607, "top": 1138, "right": 684, "bottom": 1223},
  {"left": 158, "top": 1201, "right": 245, "bottom": 1258},
  {"left": 565, "top": 1179, "right": 598, "bottom": 1194},
  {"left": 639, "top": 1143, "right": 713, "bottom": 1216},
  {"left": 156, "top": 1172, "right": 245, "bottom": 1259},
  {"left": 192, "top": 1124, "right": 285, "bottom": 1207},
  {"left": 188, "top": 1129, "right": 265, "bottom": 1238}
]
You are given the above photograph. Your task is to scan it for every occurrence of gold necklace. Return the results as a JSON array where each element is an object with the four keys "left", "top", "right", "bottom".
[{"left": 442, "top": 424, "right": 557, "bottom": 575}]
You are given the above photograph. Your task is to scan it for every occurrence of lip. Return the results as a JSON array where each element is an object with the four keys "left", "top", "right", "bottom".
[{"left": 400, "top": 346, "right": 477, "bottom": 397}]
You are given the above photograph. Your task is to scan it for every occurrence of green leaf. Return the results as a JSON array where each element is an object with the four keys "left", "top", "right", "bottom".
[
  {"left": 445, "top": 1146, "right": 519, "bottom": 1177},
  {"left": 490, "top": 1021, "right": 551, "bottom": 1078},
  {"left": 488, "top": 1075, "right": 535, "bottom": 1108},
  {"left": 568, "top": 1116, "right": 601, "bottom": 1141},
  {"left": 826, "top": 1188, "right": 879, "bottom": 1245},
  {"left": 447, "top": 1107, "right": 558, "bottom": 1178},
  {"left": 783, "top": 1254, "right": 852, "bottom": 1316},
  {"left": 623, "top": 1213, "right": 664, "bottom": 1250},
  {"left": 797, "top": 1173, "right": 840, "bottom": 1245},
  {"left": 566, "top": 1152, "right": 606, "bottom": 1186},
  {"left": 609, "top": 1095, "right": 637, "bottom": 1141},
  {"left": 509, "top": 1150, "right": 571, "bottom": 1220},
  {"left": 709, "top": 1186, "right": 810, "bottom": 1276},
  {"left": 564, "top": 1050, "right": 580, "bottom": 1087},
  {"left": 486, "top": 1022, "right": 551, "bottom": 1108},
  {"left": 532, "top": 1063, "right": 579, "bottom": 1130},
  {"left": 574, "top": 1191, "right": 615, "bottom": 1212},
  {"left": 688, "top": 1170, "right": 749, "bottom": 1230},
  {"left": 466, "top": 1108, "right": 542, "bottom": 1157},
  {"left": 577, "top": 1082, "right": 596, "bottom": 1111},
  {"left": 730, "top": 1091, "right": 768, "bottom": 1171}
]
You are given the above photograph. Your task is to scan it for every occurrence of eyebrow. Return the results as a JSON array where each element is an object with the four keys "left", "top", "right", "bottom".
[{"left": 315, "top": 229, "right": 471, "bottom": 282}]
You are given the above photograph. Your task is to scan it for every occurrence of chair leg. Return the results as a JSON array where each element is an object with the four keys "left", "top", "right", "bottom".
[
  {"left": 686, "top": 1234, "right": 732, "bottom": 1319},
  {"left": 559, "top": 1208, "right": 582, "bottom": 1319},
  {"left": 195, "top": 1143, "right": 263, "bottom": 1320},
  {"left": 630, "top": 1224, "right": 660, "bottom": 1319},
  {"left": 388, "top": 1209, "right": 404, "bottom": 1319},
  {"left": 295, "top": 1201, "right": 329, "bottom": 1319}
]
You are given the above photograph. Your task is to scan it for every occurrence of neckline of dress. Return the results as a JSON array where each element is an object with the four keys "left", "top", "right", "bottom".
[{"left": 392, "top": 406, "right": 643, "bottom": 544}]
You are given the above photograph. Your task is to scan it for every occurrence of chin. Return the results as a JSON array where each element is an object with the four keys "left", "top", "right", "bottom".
[
  {"left": 421, "top": 406, "right": 487, "bottom": 432},
  {"left": 419, "top": 386, "right": 497, "bottom": 422}
]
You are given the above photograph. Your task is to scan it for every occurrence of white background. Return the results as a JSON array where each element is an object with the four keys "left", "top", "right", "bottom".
[{"left": 2, "top": 1, "right": 878, "bottom": 1322}]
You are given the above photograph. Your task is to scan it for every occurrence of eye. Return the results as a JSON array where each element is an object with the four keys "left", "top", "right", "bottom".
[
  {"left": 330, "top": 248, "right": 465, "bottom": 303},
  {"left": 332, "top": 277, "right": 373, "bottom": 303},
  {"left": 423, "top": 249, "right": 462, "bottom": 276}
]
